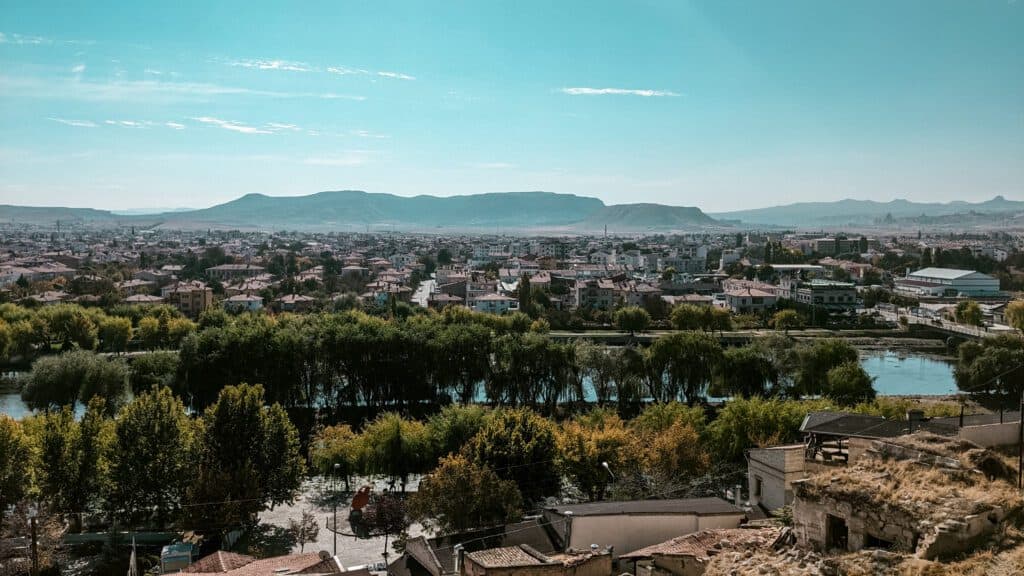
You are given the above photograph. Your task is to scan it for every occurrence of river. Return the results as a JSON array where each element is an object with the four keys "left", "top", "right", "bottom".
[{"left": 0, "top": 351, "right": 959, "bottom": 419}]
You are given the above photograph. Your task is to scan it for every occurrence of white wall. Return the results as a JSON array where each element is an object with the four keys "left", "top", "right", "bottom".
[
  {"left": 959, "top": 422, "right": 1021, "bottom": 447},
  {"left": 567, "top": 513, "right": 743, "bottom": 556}
]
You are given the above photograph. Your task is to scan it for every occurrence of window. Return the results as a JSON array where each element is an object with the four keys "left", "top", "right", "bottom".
[{"left": 754, "top": 476, "right": 763, "bottom": 498}]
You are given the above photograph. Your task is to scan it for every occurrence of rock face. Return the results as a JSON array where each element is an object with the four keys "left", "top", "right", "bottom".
[{"left": 790, "top": 434, "right": 1020, "bottom": 561}]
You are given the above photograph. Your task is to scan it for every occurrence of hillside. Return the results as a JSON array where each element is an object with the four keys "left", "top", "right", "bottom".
[
  {"left": 711, "top": 196, "right": 1024, "bottom": 226},
  {"left": 0, "top": 191, "right": 719, "bottom": 232}
]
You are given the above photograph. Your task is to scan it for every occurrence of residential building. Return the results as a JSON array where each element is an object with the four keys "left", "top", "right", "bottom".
[
  {"left": 720, "top": 288, "right": 776, "bottom": 314},
  {"left": 277, "top": 293, "right": 316, "bottom": 312},
  {"left": 620, "top": 527, "right": 782, "bottom": 576},
  {"left": 470, "top": 293, "right": 518, "bottom": 314},
  {"left": 223, "top": 294, "right": 264, "bottom": 313},
  {"left": 163, "top": 280, "right": 214, "bottom": 318},
  {"left": 205, "top": 263, "right": 266, "bottom": 280},
  {"left": 780, "top": 279, "right": 857, "bottom": 311},
  {"left": 542, "top": 498, "right": 745, "bottom": 557},
  {"left": 573, "top": 278, "right": 617, "bottom": 310}
]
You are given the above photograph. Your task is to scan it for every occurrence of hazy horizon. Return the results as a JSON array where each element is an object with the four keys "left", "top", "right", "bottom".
[{"left": 2, "top": 1, "right": 1023, "bottom": 212}]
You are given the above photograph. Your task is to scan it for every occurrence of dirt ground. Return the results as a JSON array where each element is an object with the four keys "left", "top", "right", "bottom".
[{"left": 257, "top": 475, "right": 426, "bottom": 570}]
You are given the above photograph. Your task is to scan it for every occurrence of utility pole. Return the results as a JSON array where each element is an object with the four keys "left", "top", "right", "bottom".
[{"left": 30, "top": 516, "right": 38, "bottom": 576}]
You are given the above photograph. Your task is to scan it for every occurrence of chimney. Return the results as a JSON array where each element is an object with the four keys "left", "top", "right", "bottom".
[
  {"left": 454, "top": 544, "right": 464, "bottom": 576},
  {"left": 734, "top": 484, "right": 743, "bottom": 507},
  {"left": 907, "top": 410, "right": 924, "bottom": 433},
  {"left": 563, "top": 511, "right": 573, "bottom": 552}
]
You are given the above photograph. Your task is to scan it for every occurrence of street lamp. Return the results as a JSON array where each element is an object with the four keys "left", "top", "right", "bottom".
[{"left": 333, "top": 463, "right": 341, "bottom": 556}]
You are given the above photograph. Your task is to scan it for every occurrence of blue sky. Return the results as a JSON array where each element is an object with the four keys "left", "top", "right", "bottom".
[{"left": 1, "top": 0, "right": 1022, "bottom": 212}]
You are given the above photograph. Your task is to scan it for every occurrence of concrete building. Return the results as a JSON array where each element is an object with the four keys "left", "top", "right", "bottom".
[
  {"left": 747, "top": 444, "right": 807, "bottom": 513},
  {"left": 223, "top": 294, "right": 264, "bottom": 313},
  {"left": 205, "top": 263, "right": 266, "bottom": 281},
  {"left": 719, "top": 288, "right": 776, "bottom": 314},
  {"left": 163, "top": 281, "right": 213, "bottom": 318},
  {"left": 790, "top": 279, "right": 857, "bottom": 311},
  {"left": 470, "top": 293, "right": 519, "bottom": 314},
  {"left": 894, "top": 267, "right": 1000, "bottom": 298},
  {"left": 543, "top": 499, "right": 745, "bottom": 557}
]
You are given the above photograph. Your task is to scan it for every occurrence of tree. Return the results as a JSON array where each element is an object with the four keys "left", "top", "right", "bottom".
[
  {"left": 409, "top": 454, "right": 522, "bottom": 534},
  {"left": 954, "top": 300, "right": 983, "bottom": 327},
  {"left": 645, "top": 332, "right": 723, "bottom": 404},
  {"left": 824, "top": 362, "right": 876, "bottom": 406},
  {"left": 311, "top": 424, "right": 361, "bottom": 492},
  {"left": 31, "top": 398, "right": 112, "bottom": 520},
  {"left": 715, "top": 347, "right": 777, "bottom": 398},
  {"left": 128, "top": 351, "right": 179, "bottom": 395},
  {"left": 518, "top": 274, "right": 533, "bottom": 317},
  {"left": 772, "top": 309, "right": 802, "bottom": 333},
  {"left": 464, "top": 408, "right": 560, "bottom": 503},
  {"left": 21, "top": 350, "right": 128, "bottom": 414},
  {"left": 0, "top": 415, "right": 32, "bottom": 512},
  {"left": 110, "top": 386, "right": 196, "bottom": 527},
  {"left": 186, "top": 384, "right": 305, "bottom": 531},
  {"left": 138, "top": 316, "right": 162, "bottom": 349},
  {"left": 795, "top": 339, "right": 858, "bottom": 397},
  {"left": 557, "top": 410, "right": 637, "bottom": 501},
  {"left": 644, "top": 420, "right": 710, "bottom": 482},
  {"left": 614, "top": 306, "right": 650, "bottom": 336},
  {"left": 1006, "top": 300, "right": 1024, "bottom": 332},
  {"left": 576, "top": 341, "right": 618, "bottom": 406},
  {"left": 670, "top": 304, "right": 704, "bottom": 331},
  {"left": 358, "top": 413, "right": 431, "bottom": 492},
  {"left": 288, "top": 510, "right": 320, "bottom": 553},
  {"left": 426, "top": 405, "right": 490, "bottom": 460},
  {"left": 98, "top": 316, "right": 132, "bottom": 353},
  {"left": 955, "top": 337, "right": 1024, "bottom": 414}
]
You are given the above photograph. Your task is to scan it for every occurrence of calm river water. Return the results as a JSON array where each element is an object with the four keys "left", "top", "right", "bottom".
[{"left": 0, "top": 351, "right": 958, "bottom": 419}]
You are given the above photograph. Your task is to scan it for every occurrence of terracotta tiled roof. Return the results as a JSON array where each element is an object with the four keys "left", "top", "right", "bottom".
[
  {"left": 465, "top": 546, "right": 548, "bottom": 568},
  {"left": 183, "top": 551, "right": 255, "bottom": 573}
]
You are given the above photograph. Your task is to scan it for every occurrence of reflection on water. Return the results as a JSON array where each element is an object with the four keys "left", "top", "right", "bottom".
[
  {"left": 860, "top": 351, "right": 956, "bottom": 396},
  {"left": 0, "top": 351, "right": 959, "bottom": 419}
]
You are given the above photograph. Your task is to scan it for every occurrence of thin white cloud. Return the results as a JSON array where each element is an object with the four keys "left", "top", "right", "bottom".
[
  {"left": 349, "top": 129, "right": 389, "bottom": 139},
  {"left": 266, "top": 122, "right": 301, "bottom": 132},
  {"left": 560, "top": 87, "right": 679, "bottom": 97},
  {"left": 71, "top": 64, "right": 86, "bottom": 74},
  {"left": 46, "top": 117, "right": 97, "bottom": 128},
  {"left": 327, "top": 66, "right": 369, "bottom": 76},
  {"left": 144, "top": 69, "right": 163, "bottom": 76},
  {"left": 0, "top": 75, "right": 366, "bottom": 102},
  {"left": 303, "top": 151, "right": 372, "bottom": 166},
  {"left": 473, "top": 162, "right": 516, "bottom": 169},
  {"left": 227, "top": 59, "right": 312, "bottom": 72},
  {"left": 105, "top": 120, "right": 151, "bottom": 128},
  {"left": 190, "top": 116, "right": 272, "bottom": 134},
  {"left": 377, "top": 71, "right": 416, "bottom": 81},
  {"left": 0, "top": 32, "right": 50, "bottom": 45},
  {"left": 165, "top": 121, "right": 185, "bottom": 130}
]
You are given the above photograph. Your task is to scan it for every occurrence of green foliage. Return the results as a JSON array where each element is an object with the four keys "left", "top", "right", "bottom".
[
  {"left": 954, "top": 300, "right": 984, "bottom": 327},
  {"left": 310, "top": 423, "right": 361, "bottom": 490},
  {"left": 409, "top": 454, "right": 522, "bottom": 534},
  {"left": 714, "top": 346, "right": 777, "bottom": 398},
  {"left": 772, "top": 309, "right": 802, "bottom": 332},
  {"left": 464, "top": 408, "right": 560, "bottom": 503},
  {"left": 426, "top": 404, "right": 490, "bottom": 459},
  {"left": 795, "top": 338, "right": 859, "bottom": 397},
  {"left": 186, "top": 384, "right": 305, "bottom": 531},
  {"left": 0, "top": 415, "right": 32, "bottom": 512},
  {"left": 21, "top": 350, "right": 128, "bottom": 414},
  {"left": 955, "top": 336, "right": 1024, "bottom": 412},
  {"left": 128, "top": 351, "right": 180, "bottom": 395},
  {"left": 824, "top": 362, "right": 876, "bottom": 406},
  {"left": 357, "top": 412, "right": 432, "bottom": 491},
  {"left": 110, "top": 386, "right": 196, "bottom": 526},
  {"left": 557, "top": 410, "right": 637, "bottom": 501},
  {"left": 614, "top": 306, "right": 651, "bottom": 335},
  {"left": 98, "top": 316, "right": 132, "bottom": 353},
  {"left": 645, "top": 332, "right": 723, "bottom": 403},
  {"left": 630, "top": 401, "right": 706, "bottom": 437},
  {"left": 1005, "top": 300, "right": 1024, "bottom": 332},
  {"left": 708, "top": 397, "right": 834, "bottom": 462}
]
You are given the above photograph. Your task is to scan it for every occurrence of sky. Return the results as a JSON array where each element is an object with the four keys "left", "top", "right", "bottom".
[{"left": 1, "top": 0, "right": 1022, "bottom": 213}]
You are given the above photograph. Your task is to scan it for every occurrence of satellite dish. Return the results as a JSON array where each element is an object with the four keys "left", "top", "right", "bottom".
[{"left": 351, "top": 486, "right": 372, "bottom": 511}]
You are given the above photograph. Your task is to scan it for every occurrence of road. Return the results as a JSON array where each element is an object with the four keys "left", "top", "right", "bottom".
[{"left": 412, "top": 278, "right": 435, "bottom": 308}]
